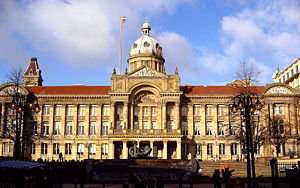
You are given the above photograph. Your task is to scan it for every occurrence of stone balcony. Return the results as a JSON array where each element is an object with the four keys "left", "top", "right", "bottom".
[{"left": 111, "top": 128, "right": 181, "bottom": 136}]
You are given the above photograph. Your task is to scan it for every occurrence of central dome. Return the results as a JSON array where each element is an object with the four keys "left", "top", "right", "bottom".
[
  {"left": 129, "top": 20, "right": 163, "bottom": 57},
  {"left": 127, "top": 18, "right": 165, "bottom": 74}
]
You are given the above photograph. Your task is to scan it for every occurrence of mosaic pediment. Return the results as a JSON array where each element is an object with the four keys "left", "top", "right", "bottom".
[
  {"left": 264, "top": 85, "right": 295, "bottom": 95},
  {"left": 127, "top": 67, "right": 164, "bottom": 78}
]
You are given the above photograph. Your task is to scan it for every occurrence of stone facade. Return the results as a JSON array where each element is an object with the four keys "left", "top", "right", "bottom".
[{"left": 0, "top": 21, "right": 299, "bottom": 161}]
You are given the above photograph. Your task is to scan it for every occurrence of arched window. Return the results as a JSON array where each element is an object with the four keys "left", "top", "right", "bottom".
[
  {"left": 133, "top": 43, "right": 137, "bottom": 49},
  {"left": 155, "top": 61, "right": 157, "bottom": 70}
]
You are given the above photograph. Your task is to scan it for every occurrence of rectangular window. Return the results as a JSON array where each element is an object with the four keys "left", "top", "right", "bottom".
[
  {"left": 296, "top": 65, "right": 299, "bottom": 73},
  {"left": 32, "top": 121, "right": 38, "bottom": 135},
  {"left": 291, "top": 69, "right": 294, "bottom": 76},
  {"left": 53, "top": 143, "right": 60, "bottom": 155},
  {"left": 167, "top": 105, "right": 174, "bottom": 116},
  {"left": 219, "top": 143, "right": 225, "bottom": 155},
  {"left": 54, "top": 105, "right": 61, "bottom": 116},
  {"left": 230, "top": 122, "right": 237, "bottom": 135},
  {"left": 3, "top": 142, "right": 9, "bottom": 154},
  {"left": 231, "top": 143, "right": 238, "bottom": 155},
  {"left": 182, "top": 143, "right": 189, "bottom": 156},
  {"left": 89, "top": 144, "right": 96, "bottom": 155},
  {"left": 206, "top": 105, "right": 213, "bottom": 116},
  {"left": 66, "top": 121, "right": 73, "bottom": 135},
  {"left": 90, "top": 121, "right": 97, "bottom": 135},
  {"left": 279, "top": 105, "right": 283, "bottom": 114},
  {"left": 9, "top": 143, "right": 13, "bottom": 154},
  {"left": 102, "top": 122, "right": 109, "bottom": 135},
  {"left": 102, "top": 105, "right": 110, "bottom": 116},
  {"left": 207, "top": 144, "right": 213, "bottom": 156},
  {"left": 151, "top": 107, "right": 156, "bottom": 116},
  {"left": 31, "top": 143, "right": 36, "bottom": 155},
  {"left": 43, "top": 105, "right": 50, "bottom": 115},
  {"left": 167, "top": 120, "right": 174, "bottom": 130},
  {"left": 102, "top": 144, "right": 108, "bottom": 155},
  {"left": 194, "top": 105, "right": 201, "bottom": 116},
  {"left": 143, "top": 106, "right": 148, "bottom": 116},
  {"left": 78, "top": 105, "right": 85, "bottom": 116},
  {"left": 134, "top": 121, "right": 139, "bottom": 129},
  {"left": 77, "top": 144, "right": 84, "bottom": 155},
  {"left": 41, "top": 143, "right": 48, "bottom": 155},
  {"left": 279, "top": 78, "right": 281, "bottom": 83},
  {"left": 116, "top": 105, "right": 123, "bottom": 115},
  {"left": 117, "top": 120, "right": 123, "bottom": 130},
  {"left": 42, "top": 121, "right": 49, "bottom": 135},
  {"left": 90, "top": 105, "right": 97, "bottom": 116},
  {"left": 195, "top": 144, "right": 202, "bottom": 155},
  {"left": 151, "top": 121, "right": 157, "bottom": 129},
  {"left": 65, "top": 143, "right": 72, "bottom": 155},
  {"left": 182, "top": 122, "right": 188, "bottom": 136},
  {"left": 54, "top": 121, "right": 61, "bottom": 135},
  {"left": 134, "top": 107, "right": 140, "bottom": 116},
  {"left": 78, "top": 121, "right": 85, "bottom": 135},
  {"left": 194, "top": 121, "right": 201, "bottom": 135},
  {"left": 218, "top": 105, "right": 225, "bottom": 116},
  {"left": 206, "top": 121, "right": 213, "bottom": 135},
  {"left": 287, "top": 72, "right": 290, "bottom": 79},
  {"left": 218, "top": 122, "right": 225, "bottom": 135},
  {"left": 283, "top": 75, "right": 285, "bottom": 82},
  {"left": 66, "top": 105, "right": 73, "bottom": 116},
  {"left": 143, "top": 121, "right": 149, "bottom": 130},
  {"left": 274, "top": 104, "right": 284, "bottom": 115},
  {"left": 279, "top": 120, "right": 284, "bottom": 134},
  {"left": 181, "top": 106, "right": 188, "bottom": 116}
]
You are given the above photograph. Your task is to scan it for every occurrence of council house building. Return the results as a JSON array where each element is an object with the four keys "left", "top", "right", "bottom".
[{"left": 1, "top": 20, "right": 299, "bottom": 161}]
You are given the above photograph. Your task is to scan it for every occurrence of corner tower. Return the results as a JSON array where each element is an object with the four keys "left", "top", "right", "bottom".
[
  {"left": 23, "top": 57, "right": 43, "bottom": 86},
  {"left": 128, "top": 18, "right": 165, "bottom": 73}
]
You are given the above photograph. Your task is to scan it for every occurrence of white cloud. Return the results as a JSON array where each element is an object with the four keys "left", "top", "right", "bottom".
[
  {"left": 157, "top": 32, "right": 194, "bottom": 75},
  {"left": 0, "top": 0, "right": 191, "bottom": 68}
]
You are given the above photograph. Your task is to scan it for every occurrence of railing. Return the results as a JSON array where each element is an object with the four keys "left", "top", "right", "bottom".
[
  {"left": 277, "top": 162, "right": 299, "bottom": 177},
  {"left": 111, "top": 129, "right": 180, "bottom": 135}
]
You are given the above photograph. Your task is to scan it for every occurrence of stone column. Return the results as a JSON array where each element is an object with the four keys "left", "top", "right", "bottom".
[
  {"left": 176, "top": 140, "right": 181, "bottom": 159},
  {"left": 123, "top": 102, "right": 128, "bottom": 129},
  {"left": 175, "top": 102, "right": 180, "bottom": 130},
  {"left": 188, "top": 104, "right": 194, "bottom": 137},
  {"left": 162, "top": 102, "right": 167, "bottom": 129},
  {"left": 72, "top": 141, "right": 77, "bottom": 160},
  {"left": 1, "top": 103, "right": 5, "bottom": 133},
  {"left": 73, "top": 105, "right": 78, "bottom": 136},
  {"left": 122, "top": 141, "right": 127, "bottom": 159},
  {"left": 108, "top": 141, "right": 114, "bottom": 159},
  {"left": 110, "top": 102, "right": 115, "bottom": 130},
  {"left": 86, "top": 105, "right": 90, "bottom": 136},
  {"left": 98, "top": 104, "right": 102, "bottom": 137},
  {"left": 150, "top": 141, "right": 154, "bottom": 157},
  {"left": 49, "top": 104, "right": 54, "bottom": 137},
  {"left": 130, "top": 104, "right": 134, "bottom": 129},
  {"left": 163, "top": 141, "right": 168, "bottom": 159},
  {"left": 61, "top": 104, "right": 66, "bottom": 136}
]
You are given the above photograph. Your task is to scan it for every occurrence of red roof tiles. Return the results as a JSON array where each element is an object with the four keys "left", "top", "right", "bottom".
[
  {"left": 25, "top": 85, "right": 265, "bottom": 95},
  {"left": 25, "top": 86, "right": 111, "bottom": 95}
]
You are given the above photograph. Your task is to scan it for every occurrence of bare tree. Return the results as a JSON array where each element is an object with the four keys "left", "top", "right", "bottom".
[
  {"left": 0, "top": 66, "right": 44, "bottom": 160},
  {"left": 235, "top": 60, "right": 263, "bottom": 88}
]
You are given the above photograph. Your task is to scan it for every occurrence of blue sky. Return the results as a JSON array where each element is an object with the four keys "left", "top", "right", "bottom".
[{"left": 0, "top": 0, "right": 299, "bottom": 86}]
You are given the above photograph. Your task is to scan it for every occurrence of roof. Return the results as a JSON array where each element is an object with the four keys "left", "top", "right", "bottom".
[
  {"left": 0, "top": 160, "right": 45, "bottom": 169},
  {"left": 180, "top": 86, "right": 265, "bottom": 95},
  {"left": 25, "top": 85, "right": 265, "bottom": 95},
  {"left": 26, "top": 86, "right": 110, "bottom": 95}
]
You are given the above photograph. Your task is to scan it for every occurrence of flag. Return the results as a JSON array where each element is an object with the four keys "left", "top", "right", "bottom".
[
  {"left": 121, "top": 16, "right": 126, "bottom": 24},
  {"left": 214, "top": 132, "right": 219, "bottom": 141}
]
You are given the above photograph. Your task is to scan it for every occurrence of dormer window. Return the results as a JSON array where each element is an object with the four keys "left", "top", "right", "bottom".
[
  {"left": 133, "top": 43, "right": 137, "bottom": 49},
  {"left": 144, "top": 42, "right": 150, "bottom": 47},
  {"left": 156, "top": 43, "right": 159, "bottom": 48},
  {"left": 29, "top": 68, "right": 34, "bottom": 76}
]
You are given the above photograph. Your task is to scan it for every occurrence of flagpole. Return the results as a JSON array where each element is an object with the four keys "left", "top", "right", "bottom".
[{"left": 119, "top": 20, "right": 122, "bottom": 75}]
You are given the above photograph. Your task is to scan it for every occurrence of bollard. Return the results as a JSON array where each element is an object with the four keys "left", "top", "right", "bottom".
[{"left": 270, "top": 158, "right": 278, "bottom": 188}]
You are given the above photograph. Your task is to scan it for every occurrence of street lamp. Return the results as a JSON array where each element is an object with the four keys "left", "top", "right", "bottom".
[
  {"left": 231, "top": 93, "right": 262, "bottom": 188},
  {"left": 10, "top": 92, "right": 40, "bottom": 160}
]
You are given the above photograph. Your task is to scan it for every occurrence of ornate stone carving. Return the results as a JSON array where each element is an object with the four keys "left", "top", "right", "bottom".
[
  {"left": 128, "top": 67, "right": 163, "bottom": 78},
  {"left": 266, "top": 86, "right": 294, "bottom": 95}
]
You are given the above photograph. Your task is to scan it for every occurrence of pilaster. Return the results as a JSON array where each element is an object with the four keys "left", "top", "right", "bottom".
[
  {"left": 150, "top": 141, "right": 154, "bottom": 157},
  {"left": 123, "top": 102, "right": 128, "bottom": 129},
  {"left": 163, "top": 141, "right": 167, "bottom": 159},
  {"left": 130, "top": 104, "right": 134, "bottom": 129},
  {"left": 162, "top": 102, "right": 166, "bottom": 129},
  {"left": 73, "top": 105, "right": 78, "bottom": 136},
  {"left": 110, "top": 102, "right": 115, "bottom": 130},
  {"left": 175, "top": 102, "right": 180, "bottom": 130},
  {"left": 108, "top": 141, "right": 114, "bottom": 159},
  {"left": 61, "top": 104, "right": 66, "bottom": 136},
  {"left": 176, "top": 140, "right": 181, "bottom": 159},
  {"left": 122, "top": 141, "right": 128, "bottom": 159},
  {"left": 98, "top": 104, "right": 102, "bottom": 137}
]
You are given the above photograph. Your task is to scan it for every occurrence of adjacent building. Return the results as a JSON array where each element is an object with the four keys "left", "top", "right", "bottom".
[{"left": 1, "top": 20, "right": 299, "bottom": 161}]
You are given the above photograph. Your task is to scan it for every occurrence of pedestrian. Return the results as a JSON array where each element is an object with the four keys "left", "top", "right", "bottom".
[
  {"left": 192, "top": 154, "right": 200, "bottom": 173},
  {"left": 220, "top": 163, "right": 225, "bottom": 176},
  {"left": 213, "top": 169, "right": 221, "bottom": 188},
  {"left": 59, "top": 152, "right": 63, "bottom": 162},
  {"left": 147, "top": 173, "right": 156, "bottom": 188}
]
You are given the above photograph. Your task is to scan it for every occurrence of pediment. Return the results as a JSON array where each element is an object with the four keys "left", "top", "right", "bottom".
[
  {"left": 127, "top": 66, "right": 166, "bottom": 78},
  {"left": 0, "top": 82, "right": 28, "bottom": 95},
  {"left": 262, "top": 83, "right": 296, "bottom": 96}
]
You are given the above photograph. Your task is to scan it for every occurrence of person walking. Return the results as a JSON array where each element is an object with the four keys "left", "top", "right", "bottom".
[{"left": 213, "top": 169, "right": 221, "bottom": 188}]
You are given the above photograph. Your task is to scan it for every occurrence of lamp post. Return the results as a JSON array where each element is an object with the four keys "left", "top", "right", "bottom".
[
  {"left": 231, "top": 93, "right": 262, "bottom": 188},
  {"left": 10, "top": 92, "right": 40, "bottom": 160}
]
